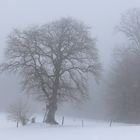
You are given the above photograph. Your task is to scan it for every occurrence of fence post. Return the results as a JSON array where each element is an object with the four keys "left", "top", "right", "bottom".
[
  {"left": 82, "top": 120, "right": 84, "bottom": 127},
  {"left": 109, "top": 120, "right": 113, "bottom": 127},
  {"left": 16, "top": 122, "right": 18, "bottom": 128},
  {"left": 62, "top": 116, "right": 64, "bottom": 126}
]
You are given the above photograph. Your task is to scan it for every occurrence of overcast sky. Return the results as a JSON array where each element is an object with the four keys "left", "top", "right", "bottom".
[
  {"left": 0, "top": 0, "right": 140, "bottom": 110},
  {"left": 0, "top": 0, "right": 140, "bottom": 62}
]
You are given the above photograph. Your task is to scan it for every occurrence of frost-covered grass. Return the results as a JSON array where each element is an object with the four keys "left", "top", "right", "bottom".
[{"left": 0, "top": 113, "right": 140, "bottom": 140}]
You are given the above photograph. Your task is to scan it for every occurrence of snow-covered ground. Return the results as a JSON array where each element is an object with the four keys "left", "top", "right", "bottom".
[{"left": 0, "top": 113, "right": 140, "bottom": 140}]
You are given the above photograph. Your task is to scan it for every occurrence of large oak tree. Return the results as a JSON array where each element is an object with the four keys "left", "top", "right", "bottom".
[{"left": 1, "top": 18, "right": 101, "bottom": 124}]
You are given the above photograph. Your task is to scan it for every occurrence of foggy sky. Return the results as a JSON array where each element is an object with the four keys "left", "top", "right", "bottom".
[{"left": 0, "top": 0, "right": 140, "bottom": 111}]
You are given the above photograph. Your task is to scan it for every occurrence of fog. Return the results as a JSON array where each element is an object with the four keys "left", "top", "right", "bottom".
[{"left": 0, "top": 0, "right": 140, "bottom": 119}]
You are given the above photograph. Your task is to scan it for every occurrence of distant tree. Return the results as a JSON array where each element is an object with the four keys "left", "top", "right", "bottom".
[
  {"left": 107, "top": 46, "right": 140, "bottom": 123},
  {"left": 1, "top": 18, "right": 101, "bottom": 124},
  {"left": 105, "top": 8, "right": 140, "bottom": 124},
  {"left": 116, "top": 8, "right": 140, "bottom": 53},
  {"left": 7, "top": 99, "right": 32, "bottom": 127}
]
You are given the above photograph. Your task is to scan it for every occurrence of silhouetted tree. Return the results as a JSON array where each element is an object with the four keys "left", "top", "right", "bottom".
[
  {"left": 106, "top": 8, "right": 140, "bottom": 123},
  {"left": 117, "top": 8, "right": 140, "bottom": 53},
  {"left": 1, "top": 18, "right": 101, "bottom": 124}
]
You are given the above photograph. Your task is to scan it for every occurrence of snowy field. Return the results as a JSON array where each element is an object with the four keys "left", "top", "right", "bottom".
[{"left": 0, "top": 113, "right": 140, "bottom": 140}]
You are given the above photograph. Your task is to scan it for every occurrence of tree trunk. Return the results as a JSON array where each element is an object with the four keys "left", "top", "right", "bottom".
[
  {"left": 45, "top": 64, "right": 60, "bottom": 125},
  {"left": 45, "top": 94, "right": 58, "bottom": 125},
  {"left": 46, "top": 105, "right": 58, "bottom": 125}
]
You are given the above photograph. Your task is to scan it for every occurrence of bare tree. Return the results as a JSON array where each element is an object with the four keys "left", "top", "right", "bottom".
[
  {"left": 104, "top": 8, "right": 140, "bottom": 124},
  {"left": 1, "top": 18, "right": 101, "bottom": 124},
  {"left": 116, "top": 8, "right": 140, "bottom": 53},
  {"left": 107, "top": 44, "right": 140, "bottom": 124},
  {"left": 7, "top": 99, "right": 32, "bottom": 127}
]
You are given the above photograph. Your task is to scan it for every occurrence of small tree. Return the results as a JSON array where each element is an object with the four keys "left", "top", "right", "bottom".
[{"left": 7, "top": 99, "right": 32, "bottom": 127}]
